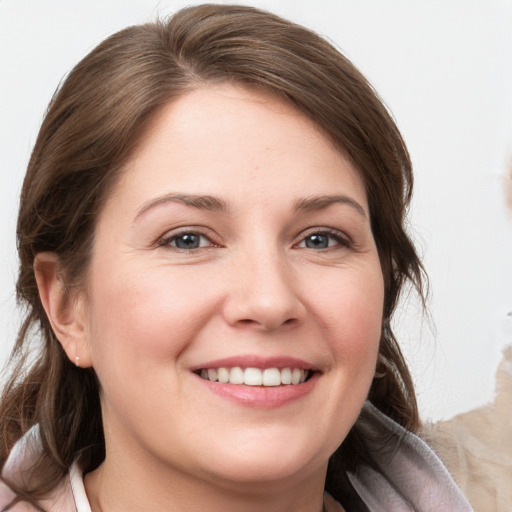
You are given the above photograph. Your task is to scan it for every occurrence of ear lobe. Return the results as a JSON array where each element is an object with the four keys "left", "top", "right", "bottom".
[{"left": 34, "top": 252, "right": 92, "bottom": 368}]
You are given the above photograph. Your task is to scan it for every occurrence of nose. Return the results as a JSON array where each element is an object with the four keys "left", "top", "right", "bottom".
[{"left": 221, "top": 249, "right": 306, "bottom": 331}]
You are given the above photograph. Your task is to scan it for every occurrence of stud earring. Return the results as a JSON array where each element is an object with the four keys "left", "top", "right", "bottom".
[{"left": 75, "top": 356, "right": 80, "bottom": 368}]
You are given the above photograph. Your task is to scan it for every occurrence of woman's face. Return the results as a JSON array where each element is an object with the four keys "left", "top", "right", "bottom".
[{"left": 80, "top": 84, "right": 384, "bottom": 487}]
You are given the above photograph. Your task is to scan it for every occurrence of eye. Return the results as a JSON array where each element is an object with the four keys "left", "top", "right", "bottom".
[
  {"left": 296, "top": 231, "right": 349, "bottom": 250},
  {"left": 160, "top": 231, "right": 213, "bottom": 250}
]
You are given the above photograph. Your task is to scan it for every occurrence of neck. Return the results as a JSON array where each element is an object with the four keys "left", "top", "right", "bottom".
[{"left": 84, "top": 453, "right": 328, "bottom": 512}]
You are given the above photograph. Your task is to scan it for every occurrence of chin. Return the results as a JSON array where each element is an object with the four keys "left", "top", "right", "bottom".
[
  {"left": 197, "top": 432, "right": 331, "bottom": 486},
  {"left": 207, "top": 457, "right": 317, "bottom": 488}
]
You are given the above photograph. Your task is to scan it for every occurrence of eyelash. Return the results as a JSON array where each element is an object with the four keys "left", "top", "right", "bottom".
[
  {"left": 158, "top": 229, "right": 218, "bottom": 251},
  {"left": 294, "top": 229, "right": 351, "bottom": 250},
  {"left": 158, "top": 227, "right": 351, "bottom": 252}
]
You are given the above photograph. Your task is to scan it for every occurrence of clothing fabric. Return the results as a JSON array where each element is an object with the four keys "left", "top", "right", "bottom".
[
  {"left": 346, "top": 403, "right": 473, "bottom": 511},
  {"left": 0, "top": 402, "right": 473, "bottom": 512},
  {"left": 422, "top": 346, "right": 512, "bottom": 512}
]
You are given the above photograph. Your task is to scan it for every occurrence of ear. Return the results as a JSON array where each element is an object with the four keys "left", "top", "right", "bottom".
[{"left": 34, "top": 252, "right": 93, "bottom": 368}]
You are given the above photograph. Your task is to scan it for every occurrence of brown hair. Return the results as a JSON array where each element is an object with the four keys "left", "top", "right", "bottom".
[{"left": 0, "top": 4, "right": 425, "bottom": 509}]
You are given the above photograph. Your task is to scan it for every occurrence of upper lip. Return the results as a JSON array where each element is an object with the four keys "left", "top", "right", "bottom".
[{"left": 190, "top": 355, "right": 319, "bottom": 372}]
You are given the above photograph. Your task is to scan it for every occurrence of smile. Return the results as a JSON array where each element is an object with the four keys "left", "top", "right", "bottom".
[{"left": 198, "top": 367, "right": 310, "bottom": 386}]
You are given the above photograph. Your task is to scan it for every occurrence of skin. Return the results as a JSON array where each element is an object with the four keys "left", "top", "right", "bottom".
[{"left": 37, "top": 84, "right": 384, "bottom": 512}]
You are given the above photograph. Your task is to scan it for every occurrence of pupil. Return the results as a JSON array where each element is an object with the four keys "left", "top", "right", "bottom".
[
  {"left": 306, "top": 234, "right": 328, "bottom": 249},
  {"left": 176, "top": 234, "right": 200, "bottom": 249}
]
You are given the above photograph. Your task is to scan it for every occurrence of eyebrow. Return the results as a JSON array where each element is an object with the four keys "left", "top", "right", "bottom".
[
  {"left": 134, "top": 193, "right": 230, "bottom": 222},
  {"left": 293, "top": 195, "right": 368, "bottom": 218},
  {"left": 134, "top": 192, "right": 367, "bottom": 222}
]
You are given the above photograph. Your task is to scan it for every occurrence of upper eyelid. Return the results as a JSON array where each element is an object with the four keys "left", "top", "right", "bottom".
[
  {"left": 158, "top": 225, "right": 213, "bottom": 236},
  {"left": 157, "top": 227, "right": 218, "bottom": 246},
  {"left": 294, "top": 227, "right": 351, "bottom": 244},
  {"left": 155, "top": 225, "right": 352, "bottom": 247}
]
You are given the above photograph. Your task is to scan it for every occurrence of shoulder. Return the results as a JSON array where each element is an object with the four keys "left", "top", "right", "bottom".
[
  {"left": 348, "top": 402, "right": 474, "bottom": 511},
  {"left": 0, "top": 479, "right": 38, "bottom": 512},
  {"left": 1, "top": 428, "right": 81, "bottom": 512},
  {"left": 0, "top": 426, "right": 41, "bottom": 511},
  {"left": 323, "top": 492, "right": 346, "bottom": 512},
  {"left": 0, "top": 476, "right": 79, "bottom": 512}
]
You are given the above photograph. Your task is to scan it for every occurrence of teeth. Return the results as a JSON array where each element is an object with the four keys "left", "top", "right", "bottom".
[
  {"left": 262, "top": 368, "right": 281, "bottom": 386},
  {"left": 199, "top": 366, "right": 310, "bottom": 386},
  {"left": 217, "top": 367, "right": 230, "bottom": 383},
  {"left": 292, "top": 368, "right": 302, "bottom": 385},
  {"left": 281, "top": 367, "right": 292, "bottom": 385},
  {"left": 229, "top": 366, "right": 244, "bottom": 384},
  {"left": 244, "top": 367, "right": 263, "bottom": 386}
]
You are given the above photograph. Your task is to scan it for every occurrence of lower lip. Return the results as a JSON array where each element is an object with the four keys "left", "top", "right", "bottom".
[{"left": 194, "top": 373, "right": 319, "bottom": 408}]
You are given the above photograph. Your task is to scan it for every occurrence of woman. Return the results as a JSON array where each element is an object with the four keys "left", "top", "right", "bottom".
[{"left": 0, "top": 5, "right": 472, "bottom": 511}]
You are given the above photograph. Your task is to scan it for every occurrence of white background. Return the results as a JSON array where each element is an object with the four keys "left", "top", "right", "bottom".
[{"left": 1, "top": 0, "right": 511, "bottom": 421}]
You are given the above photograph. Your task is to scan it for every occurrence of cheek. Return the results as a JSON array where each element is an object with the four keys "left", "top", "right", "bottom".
[
  {"left": 320, "top": 266, "right": 383, "bottom": 339},
  {"left": 297, "top": 265, "right": 384, "bottom": 457},
  {"left": 84, "top": 262, "right": 220, "bottom": 372},
  {"left": 313, "top": 264, "right": 384, "bottom": 378}
]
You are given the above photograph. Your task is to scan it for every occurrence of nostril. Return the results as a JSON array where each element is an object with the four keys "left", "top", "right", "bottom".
[
  {"left": 222, "top": 284, "right": 306, "bottom": 331},
  {"left": 238, "top": 319, "right": 257, "bottom": 325},
  {"left": 233, "top": 316, "right": 298, "bottom": 331},
  {"left": 234, "top": 318, "right": 268, "bottom": 330}
]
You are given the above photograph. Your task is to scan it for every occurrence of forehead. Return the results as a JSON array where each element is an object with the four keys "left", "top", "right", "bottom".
[{"left": 105, "top": 83, "right": 368, "bottom": 214}]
